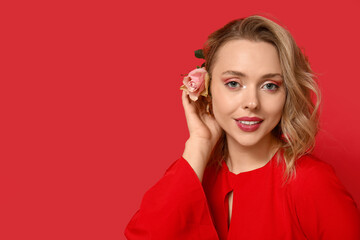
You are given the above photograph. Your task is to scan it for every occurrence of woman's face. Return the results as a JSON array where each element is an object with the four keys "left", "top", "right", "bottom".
[{"left": 210, "top": 39, "right": 286, "bottom": 148}]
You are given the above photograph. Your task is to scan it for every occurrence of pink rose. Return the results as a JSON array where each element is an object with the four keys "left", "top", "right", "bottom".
[{"left": 180, "top": 67, "right": 210, "bottom": 101}]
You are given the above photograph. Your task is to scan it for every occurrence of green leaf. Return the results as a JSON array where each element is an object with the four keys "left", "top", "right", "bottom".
[
  {"left": 194, "top": 49, "right": 205, "bottom": 59},
  {"left": 201, "top": 62, "right": 205, "bottom": 68}
]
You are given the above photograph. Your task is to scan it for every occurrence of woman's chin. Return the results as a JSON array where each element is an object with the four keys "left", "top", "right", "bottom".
[{"left": 227, "top": 132, "right": 275, "bottom": 149}]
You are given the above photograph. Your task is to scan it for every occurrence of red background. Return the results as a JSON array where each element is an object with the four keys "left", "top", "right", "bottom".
[{"left": 1, "top": 0, "right": 359, "bottom": 239}]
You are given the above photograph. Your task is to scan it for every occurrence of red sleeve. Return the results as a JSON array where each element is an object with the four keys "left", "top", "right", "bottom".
[
  {"left": 292, "top": 158, "right": 360, "bottom": 240},
  {"left": 124, "top": 157, "right": 219, "bottom": 240}
]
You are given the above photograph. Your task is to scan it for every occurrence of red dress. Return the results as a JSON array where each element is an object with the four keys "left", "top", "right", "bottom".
[{"left": 125, "top": 153, "right": 360, "bottom": 239}]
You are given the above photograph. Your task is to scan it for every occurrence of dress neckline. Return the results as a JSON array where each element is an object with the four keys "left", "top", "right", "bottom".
[{"left": 221, "top": 151, "right": 278, "bottom": 177}]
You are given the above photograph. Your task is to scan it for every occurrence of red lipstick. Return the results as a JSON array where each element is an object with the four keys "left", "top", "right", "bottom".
[{"left": 235, "top": 117, "right": 263, "bottom": 132}]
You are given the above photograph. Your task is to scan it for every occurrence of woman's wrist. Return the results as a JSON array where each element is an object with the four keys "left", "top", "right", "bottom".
[{"left": 182, "top": 138, "right": 212, "bottom": 182}]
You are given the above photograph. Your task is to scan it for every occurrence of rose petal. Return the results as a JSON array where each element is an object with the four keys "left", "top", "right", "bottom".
[
  {"left": 188, "top": 92, "right": 199, "bottom": 101},
  {"left": 182, "top": 76, "right": 191, "bottom": 85},
  {"left": 180, "top": 85, "right": 188, "bottom": 92},
  {"left": 180, "top": 67, "right": 209, "bottom": 101}
]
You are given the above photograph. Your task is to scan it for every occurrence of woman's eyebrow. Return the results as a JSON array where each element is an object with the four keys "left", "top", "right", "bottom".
[
  {"left": 221, "top": 70, "right": 283, "bottom": 79},
  {"left": 262, "top": 73, "right": 283, "bottom": 79}
]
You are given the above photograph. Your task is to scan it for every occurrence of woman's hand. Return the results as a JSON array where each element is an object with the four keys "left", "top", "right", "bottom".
[{"left": 181, "top": 91, "right": 222, "bottom": 182}]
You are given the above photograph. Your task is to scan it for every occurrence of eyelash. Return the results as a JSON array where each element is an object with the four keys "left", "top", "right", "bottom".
[
  {"left": 225, "top": 81, "right": 241, "bottom": 88},
  {"left": 224, "top": 81, "right": 280, "bottom": 91},
  {"left": 262, "top": 83, "right": 279, "bottom": 91}
]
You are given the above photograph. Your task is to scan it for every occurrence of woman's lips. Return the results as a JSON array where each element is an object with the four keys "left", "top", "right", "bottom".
[{"left": 235, "top": 117, "right": 263, "bottom": 132}]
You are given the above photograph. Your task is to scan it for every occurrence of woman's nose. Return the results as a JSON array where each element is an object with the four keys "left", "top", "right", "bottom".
[{"left": 242, "top": 88, "right": 259, "bottom": 110}]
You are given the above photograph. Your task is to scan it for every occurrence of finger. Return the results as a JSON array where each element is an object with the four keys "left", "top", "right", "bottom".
[
  {"left": 181, "top": 91, "right": 193, "bottom": 128},
  {"left": 202, "top": 114, "right": 222, "bottom": 137},
  {"left": 181, "top": 90, "right": 196, "bottom": 116},
  {"left": 181, "top": 90, "right": 189, "bottom": 109},
  {"left": 181, "top": 91, "right": 204, "bottom": 132}
]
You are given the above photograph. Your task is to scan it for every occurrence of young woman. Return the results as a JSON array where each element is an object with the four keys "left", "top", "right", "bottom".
[{"left": 125, "top": 15, "right": 360, "bottom": 239}]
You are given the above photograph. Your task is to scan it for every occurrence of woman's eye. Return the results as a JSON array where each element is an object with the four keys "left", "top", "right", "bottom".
[
  {"left": 225, "top": 81, "right": 240, "bottom": 89},
  {"left": 263, "top": 83, "right": 279, "bottom": 91}
]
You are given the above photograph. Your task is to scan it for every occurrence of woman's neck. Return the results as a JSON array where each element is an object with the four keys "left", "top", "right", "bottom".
[{"left": 226, "top": 134, "right": 280, "bottom": 174}]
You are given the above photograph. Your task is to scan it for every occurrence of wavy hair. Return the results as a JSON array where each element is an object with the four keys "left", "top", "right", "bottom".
[{"left": 193, "top": 15, "right": 321, "bottom": 183}]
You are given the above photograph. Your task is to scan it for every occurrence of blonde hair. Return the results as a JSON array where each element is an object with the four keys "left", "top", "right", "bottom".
[{"left": 194, "top": 15, "right": 321, "bottom": 183}]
